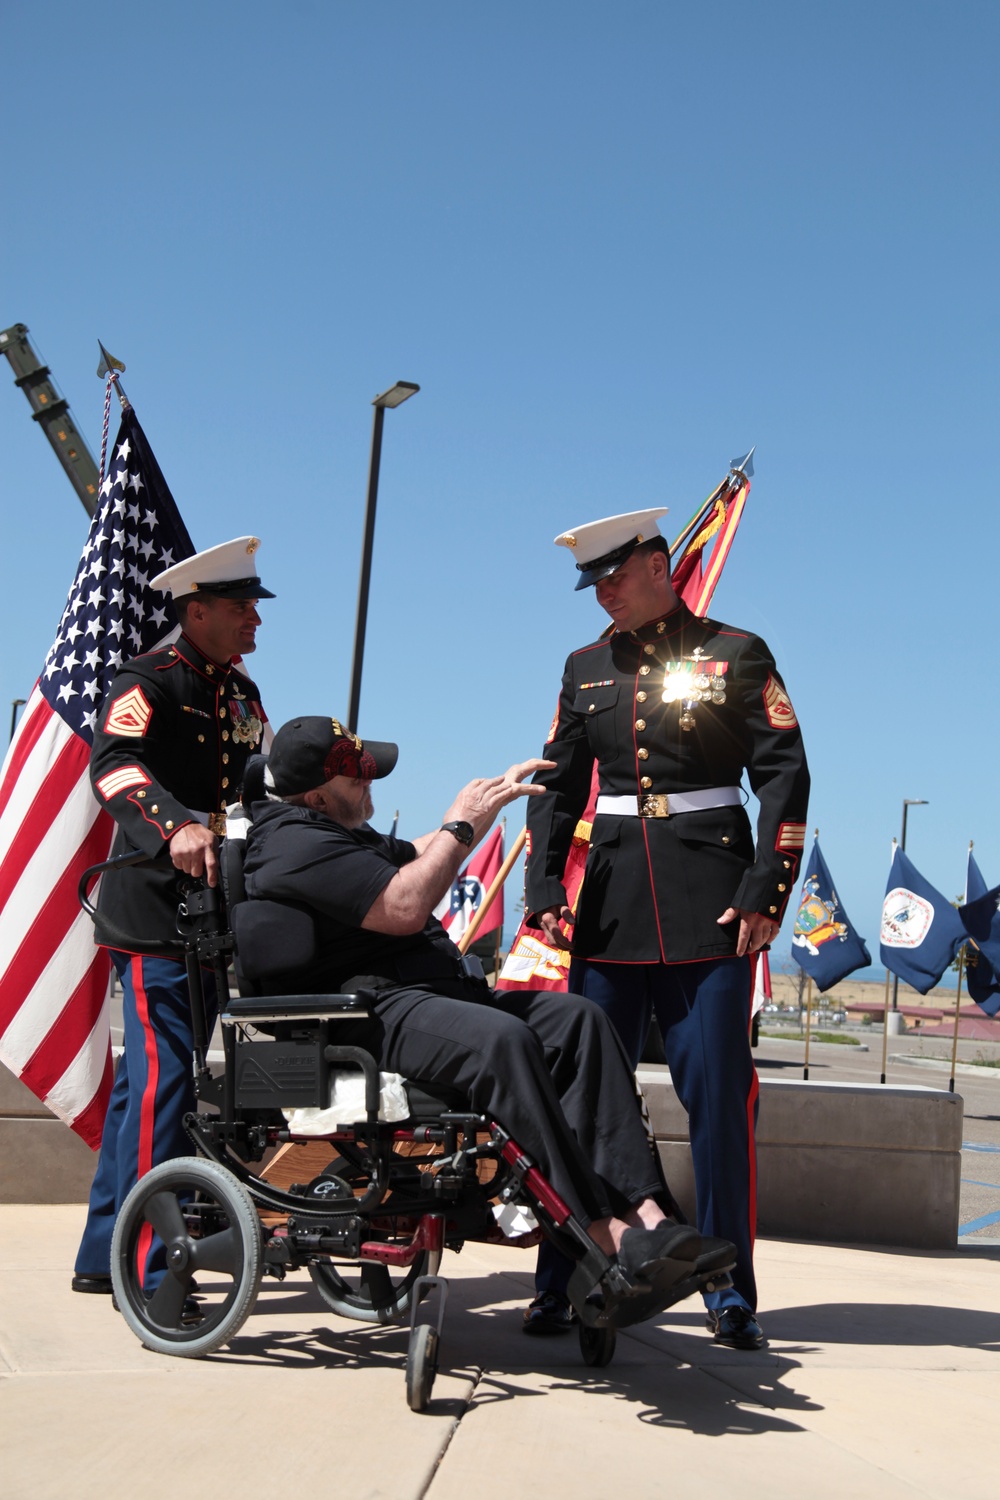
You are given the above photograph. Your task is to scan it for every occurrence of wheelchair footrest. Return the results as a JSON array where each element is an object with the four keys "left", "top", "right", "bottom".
[{"left": 574, "top": 1261, "right": 736, "bottom": 1333}]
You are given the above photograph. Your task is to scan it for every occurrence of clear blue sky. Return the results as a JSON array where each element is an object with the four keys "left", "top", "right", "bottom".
[{"left": 2, "top": 1, "right": 997, "bottom": 971}]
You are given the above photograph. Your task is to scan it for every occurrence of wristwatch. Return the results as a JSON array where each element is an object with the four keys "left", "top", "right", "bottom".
[{"left": 440, "top": 820, "right": 474, "bottom": 847}]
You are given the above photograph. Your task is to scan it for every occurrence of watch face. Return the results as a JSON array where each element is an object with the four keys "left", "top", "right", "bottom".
[{"left": 444, "top": 820, "right": 474, "bottom": 845}]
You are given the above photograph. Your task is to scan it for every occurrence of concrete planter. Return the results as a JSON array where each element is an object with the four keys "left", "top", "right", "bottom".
[
  {"left": 639, "top": 1066, "right": 963, "bottom": 1250},
  {"left": 0, "top": 1062, "right": 98, "bottom": 1203},
  {"left": 2, "top": 1055, "right": 965, "bottom": 1249}
]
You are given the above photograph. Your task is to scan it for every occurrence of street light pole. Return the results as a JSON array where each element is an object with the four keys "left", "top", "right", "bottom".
[
  {"left": 347, "top": 381, "right": 419, "bottom": 733},
  {"left": 9, "top": 698, "right": 26, "bottom": 744},
  {"left": 891, "top": 797, "right": 928, "bottom": 1011}
]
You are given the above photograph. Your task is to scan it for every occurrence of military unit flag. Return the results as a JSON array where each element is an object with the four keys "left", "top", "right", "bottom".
[
  {"left": 497, "top": 766, "right": 599, "bottom": 992},
  {"left": 790, "top": 839, "right": 871, "bottom": 991},
  {"left": 433, "top": 825, "right": 505, "bottom": 943},
  {"left": 0, "top": 409, "right": 194, "bottom": 1146},
  {"left": 879, "top": 845, "right": 967, "bottom": 996},
  {"left": 958, "top": 851, "right": 1000, "bottom": 1016}
]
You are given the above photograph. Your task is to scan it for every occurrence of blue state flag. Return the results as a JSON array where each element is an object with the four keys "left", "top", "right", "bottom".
[
  {"left": 959, "top": 851, "right": 1000, "bottom": 1017},
  {"left": 880, "top": 846, "right": 966, "bottom": 995},
  {"left": 790, "top": 839, "right": 871, "bottom": 991}
]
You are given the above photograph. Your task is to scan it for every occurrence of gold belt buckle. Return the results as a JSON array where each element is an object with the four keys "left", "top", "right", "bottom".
[
  {"left": 639, "top": 793, "right": 671, "bottom": 818},
  {"left": 207, "top": 811, "right": 228, "bottom": 837}
]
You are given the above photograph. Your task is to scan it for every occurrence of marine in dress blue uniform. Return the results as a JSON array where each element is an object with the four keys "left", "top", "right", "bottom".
[
  {"left": 524, "top": 507, "right": 810, "bottom": 1347},
  {"left": 72, "top": 538, "right": 273, "bottom": 1293}
]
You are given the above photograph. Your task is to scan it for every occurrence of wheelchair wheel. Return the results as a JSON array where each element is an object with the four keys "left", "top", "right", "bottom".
[
  {"left": 405, "top": 1322, "right": 439, "bottom": 1412},
  {"left": 579, "top": 1323, "right": 617, "bottom": 1368},
  {"left": 111, "top": 1156, "right": 263, "bottom": 1358},
  {"left": 309, "top": 1245, "right": 442, "bottom": 1324}
]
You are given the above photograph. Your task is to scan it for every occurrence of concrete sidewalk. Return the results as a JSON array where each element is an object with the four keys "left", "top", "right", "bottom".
[{"left": 1, "top": 1206, "right": 997, "bottom": 1500}]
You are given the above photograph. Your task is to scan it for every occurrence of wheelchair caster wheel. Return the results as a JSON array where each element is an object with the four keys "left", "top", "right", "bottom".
[
  {"left": 406, "top": 1322, "right": 440, "bottom": 1412},
  {"left": 579, "top": 1323, "right": 616, "bottom": 1368},
  {"left": 111, "top": 1156, "right": 263, "bottom": 1358}
]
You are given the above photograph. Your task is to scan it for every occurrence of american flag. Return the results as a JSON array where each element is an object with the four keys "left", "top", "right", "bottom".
[{"left": 0, "top": 407, "right": 194, "bottom": 1147}]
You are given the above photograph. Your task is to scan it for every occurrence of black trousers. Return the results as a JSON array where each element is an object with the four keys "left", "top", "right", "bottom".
[{"left": 366, "top": 984, "right": 665, "bottom": 1228}]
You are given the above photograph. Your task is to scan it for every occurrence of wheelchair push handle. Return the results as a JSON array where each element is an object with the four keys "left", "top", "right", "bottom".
[
  {"left": 77, "top": 849, "right": 208, "bottom": 958},
  {"left": 77, "top": 848, "right": 156, "bottom": 918}
]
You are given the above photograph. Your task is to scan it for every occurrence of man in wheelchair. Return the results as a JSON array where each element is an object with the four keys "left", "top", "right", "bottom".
[{"left": 240, "top": 715, "right": 735, "bottom": 1323}]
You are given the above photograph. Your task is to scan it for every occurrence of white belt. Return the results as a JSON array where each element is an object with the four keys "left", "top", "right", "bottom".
[{"left": 595, "top": 787, "right": 742, "bottom": 819}]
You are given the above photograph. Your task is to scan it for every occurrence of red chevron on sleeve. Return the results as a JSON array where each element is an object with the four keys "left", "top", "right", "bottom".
[
  {"left": 762, "top": 674, "right": 798, "bottom": 729},
  {"left": 95, "top": 765, "right": 151, "bottom": 800},
  {"left": 104, "top": 686, "right": 153, "bottom": 738},
  {"left": 776, "top": 823, "right": 806, "bottom": 852}
]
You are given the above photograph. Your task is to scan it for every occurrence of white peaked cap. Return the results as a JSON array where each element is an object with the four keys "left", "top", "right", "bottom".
[
  {"left": 150, "top": 536, "right": 275, "bottom": 599},
  {"left": 554, "top": 507, "right": 669, "bottom": 590}
]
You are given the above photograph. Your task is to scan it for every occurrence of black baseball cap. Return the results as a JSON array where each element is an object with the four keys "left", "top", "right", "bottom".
[{"left": 268, "top": 716, "right": 398, "bottom": 793}]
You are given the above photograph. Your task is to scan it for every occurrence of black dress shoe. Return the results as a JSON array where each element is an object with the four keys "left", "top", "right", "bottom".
[
  {"left": 522, "top": 1291, "right": 575, "bottom": 1336},
  {"left": 707, "top": 1306, "right": 765, "bottom": 1349},
  {"left": 71, "top": 1274, "right": 113, "bottom": 1294}
]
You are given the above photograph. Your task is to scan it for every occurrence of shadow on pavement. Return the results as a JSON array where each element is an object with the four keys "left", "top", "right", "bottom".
[
  {"left": 539, "top": 1354, "right": 821, "bottom": 1435},
  {"left": 755, "top": 1300, "right": 1000, "bottom": 1349}
]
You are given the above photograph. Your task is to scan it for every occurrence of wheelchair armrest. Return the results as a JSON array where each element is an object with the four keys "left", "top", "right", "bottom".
[{"left": 221, "top": 992, "right": 371, "bottom": 1024}]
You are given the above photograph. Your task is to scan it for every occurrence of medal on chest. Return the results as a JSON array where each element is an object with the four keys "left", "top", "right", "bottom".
[
  {"left": 228, "top": 690, "right": 264, "bottom": 747},
  {"left": 660, "top": 647, "right": 728, "bottom": 730}
]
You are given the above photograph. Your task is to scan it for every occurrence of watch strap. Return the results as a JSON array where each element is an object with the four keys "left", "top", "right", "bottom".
[{"left": 440, "top": 820, "right": 474, "bottom": 847}]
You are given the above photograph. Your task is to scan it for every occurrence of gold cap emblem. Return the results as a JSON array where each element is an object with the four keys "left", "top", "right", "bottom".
[
  {"left": 246, "top": 537, "right": 260, "bottom": 555},
  {"left": 330, "top": 717, "right": 363, "bottom": 751}
]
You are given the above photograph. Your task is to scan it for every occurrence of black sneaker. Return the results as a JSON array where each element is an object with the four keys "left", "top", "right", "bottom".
[
  {"left": 522, "top": 1291, "right": 575, "bottom": 1336},
  {"left": 618, "top": 1221, "right": 739, "bottom": 1279},
  {"left": 617, "top": 1221, "right": 702, "bottom": 1281},
  {"left": 706, "top": 1306, "right": 765, "bottom": 1349}
]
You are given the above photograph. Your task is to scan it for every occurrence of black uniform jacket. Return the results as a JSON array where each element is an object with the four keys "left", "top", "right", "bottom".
[
  {"left": 525, "top": 600, "right": 810, "bottom": 964},
  {"left": 89, "top": 634, "right": 265, "bottom": 954},
  {"left": 242, "top": 801, "right": 484, "bottom": 1006}
]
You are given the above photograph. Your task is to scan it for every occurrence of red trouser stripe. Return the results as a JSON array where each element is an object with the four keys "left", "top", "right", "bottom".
[
  {"left": 133, "top": 957, "right": 160, "bottom": 1287},
  {"left": 746, "top": 952, "right": 760, "bottom": 1252}
]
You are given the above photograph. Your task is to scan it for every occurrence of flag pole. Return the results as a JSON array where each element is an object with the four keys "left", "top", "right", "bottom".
[
  {"left": 948, "top": 946, "right": 966, "bottom": 1094},
  {"left": 491, "top": 817, "right": 506, "bottom": 979},
  {"left": 458, "top": 826, "right": 526, "bottom": 955},
  {"left": 880, "top": 837, "right": 897, "bottom": 1085},
  {"left": 669, "top": 478, "right": 730, "bottom": 557},
  {"left": 948, "top": 839, "right": 974, "bottom": 1094},
  {"left": 803, "top": 974, "right": 814, "bottom": 1081},
  {"left": 880, "top": 967, "right": 891, "bottom": 1085}
]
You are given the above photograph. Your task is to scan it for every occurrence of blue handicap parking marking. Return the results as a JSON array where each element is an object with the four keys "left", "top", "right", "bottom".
[{"left": 959, "top": 1208, "right": 1000, "bottom": 1235}]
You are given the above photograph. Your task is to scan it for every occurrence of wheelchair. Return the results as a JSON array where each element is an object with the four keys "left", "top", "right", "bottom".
[{"left": 79, "top": 810, "right": 734, "bottom": 1412}]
